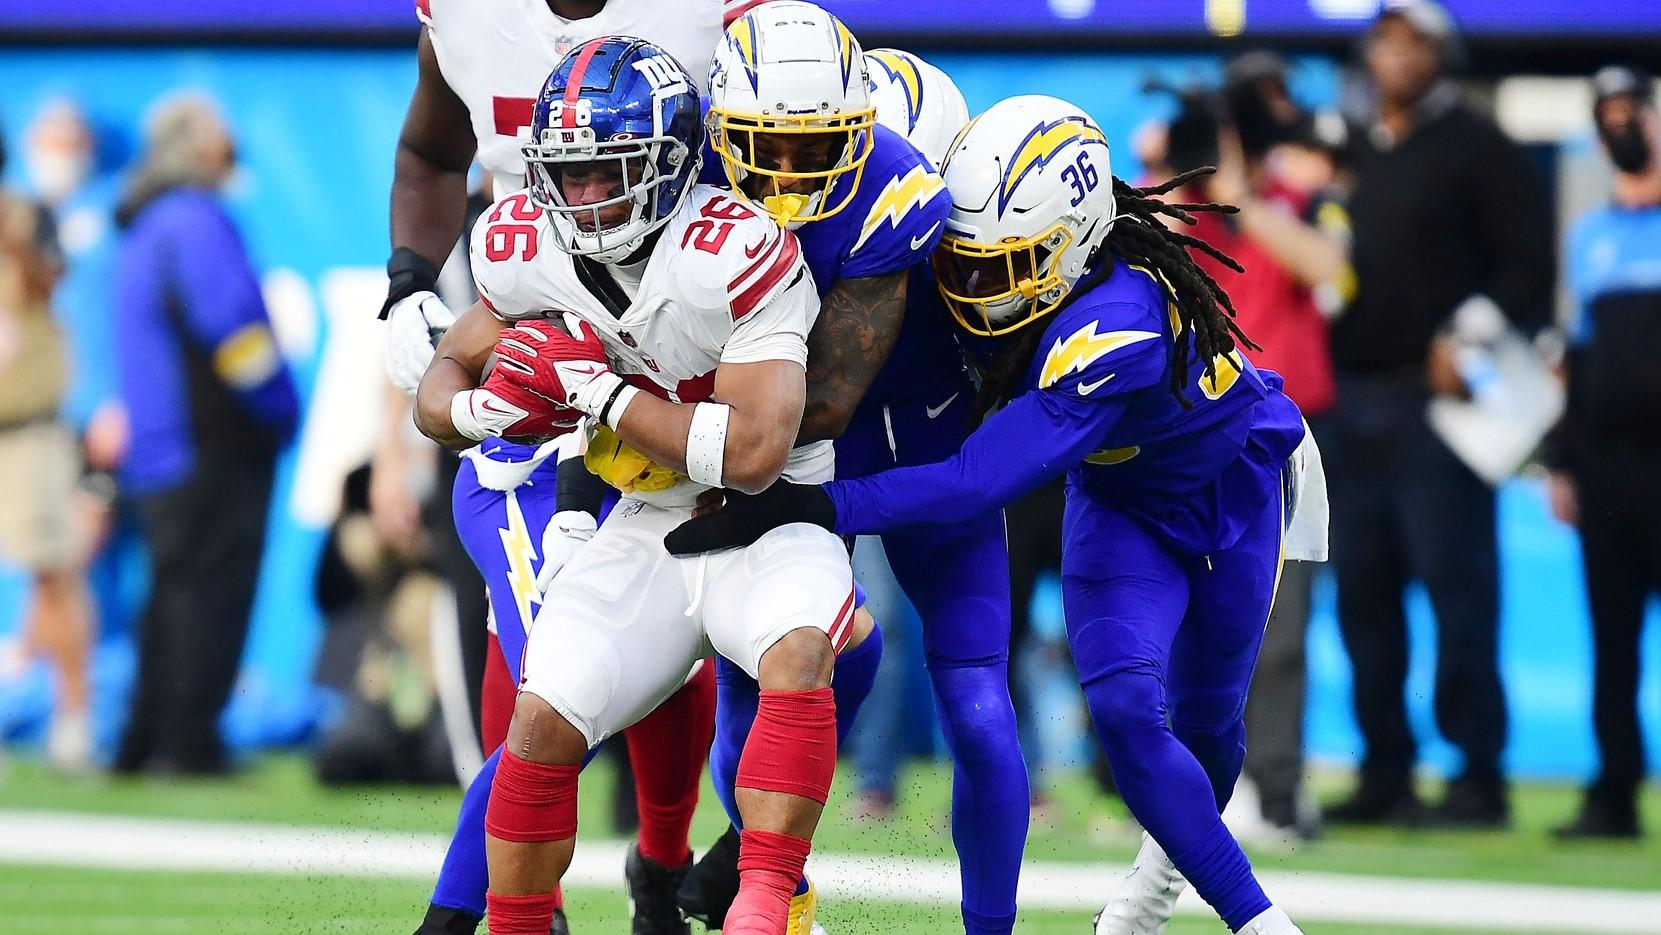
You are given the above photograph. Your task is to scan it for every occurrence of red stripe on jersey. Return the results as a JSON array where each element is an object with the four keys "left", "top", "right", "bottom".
[
  {"left": 562, "top": 40, "right": 604, "bottom": 128},
  {"left": 729, "top": 231, "right": 801, "bottom": 321},
  {"left": 415, "top": 0, "right": 432, "bottom": 23},
  {"left": 492, "top": 96, "right": 535, "bottom": 137},
  {"left": 727, "top": 231, "right": 781, "bottom": 292}
]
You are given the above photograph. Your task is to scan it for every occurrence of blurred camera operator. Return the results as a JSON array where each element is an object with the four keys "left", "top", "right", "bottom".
[{"left": 1545, "top": 65, "right": 1661, "bottom": 841}]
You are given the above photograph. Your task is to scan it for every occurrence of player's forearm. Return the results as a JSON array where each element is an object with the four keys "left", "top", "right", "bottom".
[
  {"left": 797, "top": 271, "right": 908, "bottom": 443},
  {"left": 615, "top": 394, "right": 796, "bottom": 495},
  {"left": 414, "top": 357, "right": 483, "bottom": 449},
  {"left": 391, "top": 145, "right": 470, "bottom": 269}
]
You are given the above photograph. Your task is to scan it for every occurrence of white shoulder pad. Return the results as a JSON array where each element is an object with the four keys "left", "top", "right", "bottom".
[
  {"left": 468, "top": 191, "right": 551, "bottom": 321},
  {"left": 666, "top": 188, "right": 806, "bottom": 324}
]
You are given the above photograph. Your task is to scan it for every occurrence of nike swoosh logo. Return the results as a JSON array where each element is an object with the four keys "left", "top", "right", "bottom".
[
  {"left": 910, "top": 222, "right": 942, "bottom": 252},
  {"left": 744, "top": 237, "right": 769, "bottom": 259},
  {"left": 479, "top": 400, "right": 516, "bottom": 416},
  {"left": 1077, "top": 374, "right": 1117, "bottom": 396},
  {"left": 924, "top": 392, "right": 959, "bottom": 419}
]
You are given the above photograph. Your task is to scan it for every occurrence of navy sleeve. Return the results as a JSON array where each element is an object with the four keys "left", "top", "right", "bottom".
[
  {"left": 826, "top": 385, "right": 1128, "bottom": 534},
  {"left": 168, "top": 197, "right": 299, "bottom": 436}
]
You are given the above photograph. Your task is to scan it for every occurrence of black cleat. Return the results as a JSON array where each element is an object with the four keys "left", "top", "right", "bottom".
[
  {"left": 626, "top": 842, "right": 692, "bottom": 935},
  {"left": 677, "top": 824, "right": 742, "bottom": 929},
  {"left": 551, "top": 907, "right": 570, "bottom": 935},
  {"left": 414, "top": 903, "right": 482, "bottom": 935},
  {"left": 1324, "top": 784, "right": 1427, "bottom": 827},
  {"left": 1428, "top": 775, "right": 1510, "bottom": 830},
  {"left": 1554, "top": 794, "right": 1640, "bottom": 840}
]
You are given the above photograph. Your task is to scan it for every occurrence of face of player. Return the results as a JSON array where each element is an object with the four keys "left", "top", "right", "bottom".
[
  {"left": 741, "top": 132, "right": 845, "bottom": 199},
  {"left": 934, "top": 242, "right": 1044, "bottom": 300},
  {"left": 555, "top": 160, "right": 634, "bottom": 231},
  {"left": 1366, "top": 17, "right": 1442, "bottom": 109}
]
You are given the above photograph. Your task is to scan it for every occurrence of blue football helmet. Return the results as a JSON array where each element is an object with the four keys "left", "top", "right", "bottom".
[{"left": 523, "top": 37, "right": 703, "bottom": 263}]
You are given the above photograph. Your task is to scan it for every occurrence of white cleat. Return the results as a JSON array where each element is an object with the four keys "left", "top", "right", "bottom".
[
  {"left": 1238, "top": 906, "right": 1303, "bottom": 935},
  {"left": 1093, "top": 832, "right": 1188, "bottom": 935}
]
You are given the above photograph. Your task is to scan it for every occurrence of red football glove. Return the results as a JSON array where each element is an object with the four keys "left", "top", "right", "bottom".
[
  {"left": 490, "top": 319, "right": 613, "bottom": 409},
  {"left": 472, "top": 358, "right": 580, "bottom": 440}
]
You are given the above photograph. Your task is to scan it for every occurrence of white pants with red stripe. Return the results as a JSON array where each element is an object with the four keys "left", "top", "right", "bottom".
[{"left": 519, "top": 496, "right": 854, "bottom": 748}]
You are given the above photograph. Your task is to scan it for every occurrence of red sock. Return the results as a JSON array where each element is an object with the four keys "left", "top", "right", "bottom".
[
  {"left": 624, "top": 660, "right": 716, "bottom": 866},
  {"left": 485, "top": 753, "right": 579, "bottom": 842},
  {"left": 480, "top": 632, "right": 515, "bottom": 754},
  {"left": 485, "top": 891, "right": 557, "bottom": 935},
  {"left": 725, "top": 829, "right": 812, "bottom": 935},
  {"left": 736, "top": 687, "right": 837, "bottom": 803}
]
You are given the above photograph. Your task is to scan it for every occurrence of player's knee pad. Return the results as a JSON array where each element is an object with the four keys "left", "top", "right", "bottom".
[
  {"left": 1170, "top": 689, "right": 1248, "bottom": 739},
  {"left": 929, "top": 664, "right": 1018, "bottom": 754},
  {"left": 485, "top": 751, "right": 579, "bottom": 842},
  {"left": 1082, "top": 666, "right": 1167, "bottom": 737},
  {"left": 736, "top": 688, "right": 836, "bottom": 804}
]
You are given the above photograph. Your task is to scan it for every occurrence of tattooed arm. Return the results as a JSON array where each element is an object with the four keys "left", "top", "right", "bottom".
[{"left": 796, "top": 270, "right": 909, "bottom": 443}]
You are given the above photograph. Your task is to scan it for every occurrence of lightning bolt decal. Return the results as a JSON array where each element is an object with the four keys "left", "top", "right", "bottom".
[
  {"left": 497, "top": 491, "right": 541, "bottom": 638},
  {"left": 1038, "top": 321, "right": 1159, "bottom": 390},
  {"left": 868, "top": 50, "right": 924, "bottom": 131},
  {"left": 851, "top": 164, "right": 947, "bottom": 254},
  {"left": 998, "top": 116, "right": 1107, "bottom": 218}
]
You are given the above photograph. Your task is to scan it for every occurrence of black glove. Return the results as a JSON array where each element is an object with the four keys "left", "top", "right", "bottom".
[
  {"left": 664, "top": 481, "right": 836, "bottom": 556},
  {"left": 378, "top": 246, "right": 440, "bottom": 319}
]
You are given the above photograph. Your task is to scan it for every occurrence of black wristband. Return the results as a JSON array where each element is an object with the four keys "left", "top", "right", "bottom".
[
  {"left": 555, "top": 450, "right": 608, "bottom": 520},
  {"left": 597, "top": 381, "right": 629, "bottom": 428},
  {"left": 379, "top": 247, "right": 441, "bottom": 319}
]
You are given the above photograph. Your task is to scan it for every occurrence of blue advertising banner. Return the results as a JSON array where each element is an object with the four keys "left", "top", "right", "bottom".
[{"left": 5, "top": 0, "right": 1659, "bottom": 39}]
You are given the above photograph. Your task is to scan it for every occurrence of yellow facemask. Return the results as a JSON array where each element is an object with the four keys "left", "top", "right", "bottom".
[
  {"left": 932, "top": 222, "right": 1075, "bottom": 337},
  {"left": 706, "top": 107, "right": 877, "bottom": 225}
]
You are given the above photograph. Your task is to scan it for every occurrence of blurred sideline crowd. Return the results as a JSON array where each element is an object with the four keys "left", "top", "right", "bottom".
[{"left": 1, "top": 1, "right": 1658, "bottom": 845}]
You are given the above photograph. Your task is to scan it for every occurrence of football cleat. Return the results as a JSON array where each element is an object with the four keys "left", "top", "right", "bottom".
[
  {"left": 551, "top": 907, "right": 570, "bottom": 935},
  {"left": 1092, "top": 832, "right": 1186, "bottom": 935},
  {"left": 626, "top": 843, "right": 692, "bottom": 935},
  {"left": 1238, "top": 906, "right": 1304, "bottom": 935},
  {"left": 677, "top": 824, "right": 742, "bottom": 927},
  {"left": 785, "top": 878, "right": 820, "bottom": 935}
]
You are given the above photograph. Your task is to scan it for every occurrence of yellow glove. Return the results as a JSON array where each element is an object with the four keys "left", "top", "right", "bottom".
[{"left": 585, "top": 425, "right": 683, "bottom": 494}]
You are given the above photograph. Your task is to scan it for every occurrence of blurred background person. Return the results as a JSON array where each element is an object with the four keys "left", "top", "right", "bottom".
[
  {"left": 1325, "top": 0, "right": 1554, "bottom": 828},
  {"left": 1149, "top": 54, "right": 1351, "bottom": 842},
  {"left": 1545, "top": 65, "right": 1661, "bottom": 841},
  {"left": 110, "top": 94, "right": 299, "bottom": 777},
  {"left": 0, "top": 125, "right": 97, "bottom": 772}
]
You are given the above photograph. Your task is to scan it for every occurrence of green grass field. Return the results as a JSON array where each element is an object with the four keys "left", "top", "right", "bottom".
[
  {"left": 2, "top": 864, "right": 1522, "bottom": 935},
  {"left": 2, "top": 753, "right": 1657, "bottom": 934}
]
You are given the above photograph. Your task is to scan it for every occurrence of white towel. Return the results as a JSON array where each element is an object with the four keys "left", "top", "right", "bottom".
[{"left": 1283, "top": 420, "right": 1330, "bottom": 563}]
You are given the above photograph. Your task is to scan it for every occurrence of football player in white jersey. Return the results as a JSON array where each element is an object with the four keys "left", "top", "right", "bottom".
[
  {"left": 379, "top": 4, "right": 731, "bottom": 935},
  {"left": 413, "top": 39, "right": 853, "bottom": 935}
]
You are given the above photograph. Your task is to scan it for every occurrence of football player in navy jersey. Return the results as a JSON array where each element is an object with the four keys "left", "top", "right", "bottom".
[
  {"left": 680, "top": 10, "right": 1032, "bottom": 935},
  {"left": 665, "top": 95, "right": 1326, "bottom": 935}
]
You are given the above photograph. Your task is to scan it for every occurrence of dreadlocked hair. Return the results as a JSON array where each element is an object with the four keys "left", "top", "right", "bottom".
[
  {"left": 1110, "top": 167, "right": 1258, "bottom": 406},
  {"left": 970, "top": 166, "right": 1258, "bottom": 423}
]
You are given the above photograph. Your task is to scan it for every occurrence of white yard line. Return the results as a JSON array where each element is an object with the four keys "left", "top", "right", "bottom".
[{"left": 3, "top": 810, "right": 1659, "bottom": 933}]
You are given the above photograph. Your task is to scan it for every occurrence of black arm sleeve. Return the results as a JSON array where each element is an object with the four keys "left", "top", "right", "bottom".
[{"left": 556, "top": 451, "right": 608, "bottom": 521}]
